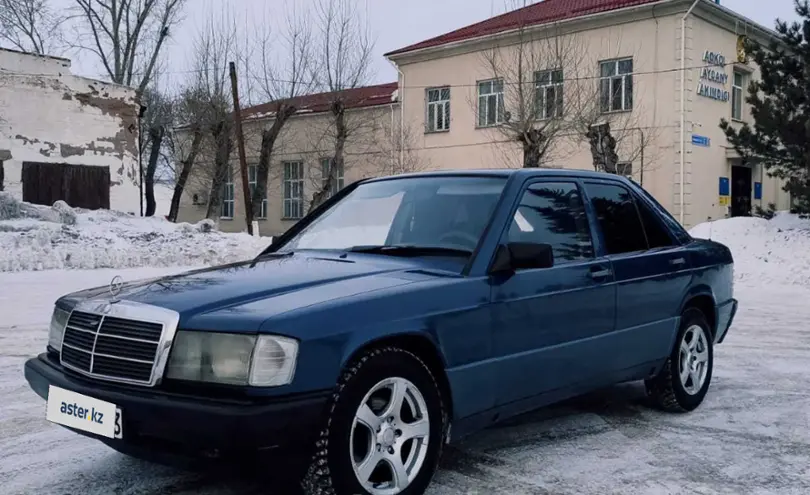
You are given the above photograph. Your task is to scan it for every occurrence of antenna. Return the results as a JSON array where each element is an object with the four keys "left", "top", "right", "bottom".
[{"left": 707, "top": 216, "right": 713, "bottom": 240}]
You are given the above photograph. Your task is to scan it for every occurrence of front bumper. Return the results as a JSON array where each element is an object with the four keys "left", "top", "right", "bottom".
[
  {"left": 715, "top": 298, "right": 738, "bottom": 344},
  {"left": 24, "top": 353, "right": 329, "bottom": 462}
]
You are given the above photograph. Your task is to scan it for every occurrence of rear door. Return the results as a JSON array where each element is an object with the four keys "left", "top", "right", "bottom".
[
  {"left": 582, "top": 180, "right": 693, "bottom": 372},
  {"left": 491, "top": 179, "right": 617, "bottom": 406}
]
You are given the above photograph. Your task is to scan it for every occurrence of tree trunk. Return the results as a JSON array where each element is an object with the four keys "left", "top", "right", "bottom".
[
  {"left": 206, "top": 121, "right": 234, "bottom": 219},
  {"left": 0, "top": 160, "right": 4, "bottom": 191},
  {"left": 144, "top": 126, "right": 165, "bottom": 217},
  {"left": 309, "top": 100, "right": 347, "bottom": 213},
  {"left": 252, "top": 103, "right": 297, "bottom": 218},
  {"left": 521, "top": 129, "right": 545, "bottom": 168},
  {"left": 168, "top": 127, "right": 203, "bottom": 222}
]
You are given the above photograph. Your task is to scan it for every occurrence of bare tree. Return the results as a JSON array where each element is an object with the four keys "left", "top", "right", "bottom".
[
  {"left": 0, "top": 0, "right": 64, "bottom": 55},
  {"left": 139, "top": 85, "right": 174, "bottom": 216},
  {"left": 307, "top": 0, "right": 374, "bottom": 213},
  {"left": 70, "top": 0, "right": 187, "bottom": 94},
  {"left": 245, "top": 7, "right": 318, "bottom": 222},
  {"left": 167, "top": 13, "right": 235, "bottom": 222},
  {"left": 473, "top": 1, "right": 589, "bottom": 168}
]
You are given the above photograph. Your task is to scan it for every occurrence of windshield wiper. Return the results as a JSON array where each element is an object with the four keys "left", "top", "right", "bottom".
[{"left": 347, "top": 245, "right": 473, "bottom": 257}]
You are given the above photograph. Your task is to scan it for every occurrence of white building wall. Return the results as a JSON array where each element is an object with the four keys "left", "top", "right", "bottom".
[{"left": 0, "top": 48, "right": 140, "bottom": 213}]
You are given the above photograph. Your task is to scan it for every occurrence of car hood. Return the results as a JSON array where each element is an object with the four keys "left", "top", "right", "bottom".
[{"left": 56, "top": 253, "right": 457, "bottom": 331}]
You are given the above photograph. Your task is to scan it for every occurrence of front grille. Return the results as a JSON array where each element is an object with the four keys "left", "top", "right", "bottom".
[{"left": 60, "top": 310, "right": 165, "bottom": 385}]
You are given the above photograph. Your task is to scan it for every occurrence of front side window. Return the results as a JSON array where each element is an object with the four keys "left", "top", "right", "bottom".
[
  {"left": 535, "top": 69, "right": 564, "bottom": 120},
  {"left": 508, "top": 182, "right": 594, "bottom": 263},
  {"left": 600, "top": 58, "right": 633, "bottom": 112},
  {"left": 732, "top": 71, "right": 744, "bottom": 120},
  {"left": 321, "top": 158, "right": 345, "bottom": 197},
  {"left": 283, "top": 161, "right": 305, "bottom": 219},
  {"left": 478, "top": 79, "right": 505, "bottom": 127},
  {"left": 281, "top": 176, "right": 507, "bottom": 253},
  {"left": 220, "top": 164, "right": 234, "bottom": 219},
  {"left": 584, "top": 182, "right": 647, "bottom": 255},
  {"left": 247, "top": 165, "right": 268, "bottom": 219},
  {"left": 426, "top": 87, "right": 451, "bottom": 132}
]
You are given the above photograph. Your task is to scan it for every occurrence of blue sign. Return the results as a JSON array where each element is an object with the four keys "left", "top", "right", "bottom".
[
  {"left": 719, "top": 177, "right": 730, "bottom": 196},
  {"left": 754, "top": 182, "right": 762, "bottom": 200},
  {"left": 692, "top": 135, "right": 711, "bottom": 147}
]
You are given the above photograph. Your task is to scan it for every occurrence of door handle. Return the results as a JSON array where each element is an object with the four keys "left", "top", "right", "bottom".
[
  {"left": 669, "top": 257, "right": 686, "bottom": 267},
  {"left": 589, "top": 268, "right": 612, "bottom": 279}
]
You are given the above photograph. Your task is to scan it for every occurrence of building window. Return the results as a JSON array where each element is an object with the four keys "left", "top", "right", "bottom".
[
  {"left": 732, "top": 71, "right": 745, "bottom": 121},
  {"left": 600, "top": 58, "right": 633, "bottom": 113},
  {"left": 247, "top": 165, "right": 268, "bottom": 219},
  {"left": 426, "top": 87, "right": 450, "bottom": 132},
  {"left": 617, "top": 162, "right": 632, "bottom": 177},
  {"left": 535, "top": 69, "right": 563, "bottom": 119},
  {"left": 478, "top": 79, "right": 504, "bottom": 127},
  {"left": 220, "top": 164, "right": 234, "bottom": 219},
  {"left": 283, "top": 161, "right": 304, "bottom": 219},
  {"left": 321, "top": 158, "right": 344, "bottom": 197}
]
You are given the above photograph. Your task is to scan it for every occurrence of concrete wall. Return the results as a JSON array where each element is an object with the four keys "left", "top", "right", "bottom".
[
  {"left": 176, "top": 102, "right": 406, "bottom": 236},
  {"left": 0, "top": 48, "right": 140, "bottom": 213}
]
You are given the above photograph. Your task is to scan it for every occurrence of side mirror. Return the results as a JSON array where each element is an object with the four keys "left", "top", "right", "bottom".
[{"left": 490, "top": 242, "right": 554, "bottom": 274}]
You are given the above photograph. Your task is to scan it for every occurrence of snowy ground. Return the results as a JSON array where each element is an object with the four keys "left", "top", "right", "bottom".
[
  {"left": 2, "top": 213, "right": 810, "bottom": 494},
  {"left": 0, "top": 193, "right": 271, "bottom": 272}
]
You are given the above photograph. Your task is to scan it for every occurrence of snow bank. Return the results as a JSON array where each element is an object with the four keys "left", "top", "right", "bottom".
[
  {"left": 0, "top": 193, "right": 271, "bottom": 272},
  {"left": 689, "top": 212, "right": 810, "bottom": 287}
]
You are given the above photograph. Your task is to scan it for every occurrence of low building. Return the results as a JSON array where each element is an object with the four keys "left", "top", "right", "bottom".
[
  {"left": 176, "top": 83, "right": 408, "bottom": 235},
  {"left": 0, "top": 48, "right": 140, "bottom": 212},
  {"left": 385, "top": 0, "right": 789, "bottom": 228}
]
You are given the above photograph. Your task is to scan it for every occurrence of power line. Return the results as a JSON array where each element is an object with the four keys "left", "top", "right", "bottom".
[{"left": 0, "top": 60, "right": 736, "bottom": 90}]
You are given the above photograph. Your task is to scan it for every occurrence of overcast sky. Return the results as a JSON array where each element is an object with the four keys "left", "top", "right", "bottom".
[{"left": 62, "top": 0, "right": 800, "bottom": 93}]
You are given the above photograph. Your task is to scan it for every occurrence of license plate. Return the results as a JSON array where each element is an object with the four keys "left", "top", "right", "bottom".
[{"left": 46, "top": 385, "right": 122, "bottom": 439}]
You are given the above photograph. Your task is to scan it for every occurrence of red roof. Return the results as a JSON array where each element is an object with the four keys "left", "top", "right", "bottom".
[
  {"left": 242, "top": 82, "right": 398, "bottom": 120},
  {"left": 385, "top": 0, "right": 662, "bottom": 57}
]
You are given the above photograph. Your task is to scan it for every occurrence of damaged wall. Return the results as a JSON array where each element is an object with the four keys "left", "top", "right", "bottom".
[{"left": 0, "top": 48, "right": 140, "bottom": 213}]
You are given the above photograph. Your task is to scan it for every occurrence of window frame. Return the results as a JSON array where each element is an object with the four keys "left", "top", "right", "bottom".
[
  {"left": 535, "top": 68, "right": 564, "bottom": 120},
  {"left": 477, "top": 78, "right": 505, "bottom": 128},
  {"left": 247, "top": 164, "right": 268, "bottom": 219},
  {"left": 320, "top": 157, "right": 345, "bottom": 197},
  {"left": 731, "top": 70, "right": 744, "bottom": 121},
  {"left": 220, "top": 164, "right": 234, "bottom": 219},
  {"left": 500, "top": 179, "right": 597, "bottom": 268},
  {"left": 426, "top": 86, "right": 451, "bottom": 133},
  {"left": 282, "top": 160, "right": 305, "bottom": 220},
  {"left": 599, "top": 58, "right": 634, "bottom": 113}
]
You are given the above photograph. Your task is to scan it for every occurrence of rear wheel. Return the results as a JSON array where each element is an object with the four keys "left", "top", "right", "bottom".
[
  {"left": 646, "top": 308, "right": 714, "bottom": 412},
  {"left": 302, "top": 347, "right": 447, "bottom": 495}
]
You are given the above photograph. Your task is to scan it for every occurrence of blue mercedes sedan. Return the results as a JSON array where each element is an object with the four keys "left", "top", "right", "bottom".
[{"left": 25, "top": 169, "right": 737, "bottom": 495}]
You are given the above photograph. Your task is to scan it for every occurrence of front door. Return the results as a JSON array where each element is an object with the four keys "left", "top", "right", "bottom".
[
  {"left": 731, "top": 165, "right": 752, "bottom": 217},
  {"left": 490, "top": 180, "right": 617, "bottom": 407}
]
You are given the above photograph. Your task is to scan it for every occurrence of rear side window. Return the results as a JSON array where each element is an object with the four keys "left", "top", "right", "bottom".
[
  {"left": 634, "top": 196, "right": 674, "bottom": 248},
  {"left": 507, "top": 181, "right": 594, "bottom": 263},
  {"left": 584, "top": 182, "right": 647, "bottom": 255}
]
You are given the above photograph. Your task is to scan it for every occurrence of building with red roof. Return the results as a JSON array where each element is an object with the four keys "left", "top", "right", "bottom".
[{"left": 385, "top": 0, "right": 789, "bottom": 227}]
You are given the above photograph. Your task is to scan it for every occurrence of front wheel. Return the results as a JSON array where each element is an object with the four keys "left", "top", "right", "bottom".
[
  {"left": 646, "top": 307, "right": 714, "bottom": 412},
  {"left": 302, "top": 347, "right": 447, "bottom": 495}
]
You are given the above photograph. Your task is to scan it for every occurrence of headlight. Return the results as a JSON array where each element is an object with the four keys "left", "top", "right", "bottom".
[
  {"left": 48, "top": 307, "right": 70, "bottom": 352},
  {"left": 165, "top": 331, "right": 298, "bottom": 387}
]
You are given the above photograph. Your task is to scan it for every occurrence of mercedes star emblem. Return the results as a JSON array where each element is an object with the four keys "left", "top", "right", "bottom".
[{"left": 109, "top": 275, "right": 124, "bottom": 302}]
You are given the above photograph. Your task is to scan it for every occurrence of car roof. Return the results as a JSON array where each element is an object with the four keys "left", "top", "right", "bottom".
[{"left": 363, "top": 168, "right": 634, "bottom": 183}]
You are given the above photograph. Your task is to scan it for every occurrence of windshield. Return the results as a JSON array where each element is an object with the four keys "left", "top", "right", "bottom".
[{"left": 279, "top": 176, "right": 507, "bottom": 253}]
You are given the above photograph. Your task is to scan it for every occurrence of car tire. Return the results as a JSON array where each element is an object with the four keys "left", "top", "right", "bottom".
[
  {"left": 301, "top": 346, "right": 447, "bottom": 495},
  {"left": 645, "top": 307, "right": 714, "bottom": 412}
]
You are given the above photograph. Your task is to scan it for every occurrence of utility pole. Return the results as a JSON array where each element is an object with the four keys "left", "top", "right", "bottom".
[{"left": 229, "top": 61, "right": 254, "bottom": 235}]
